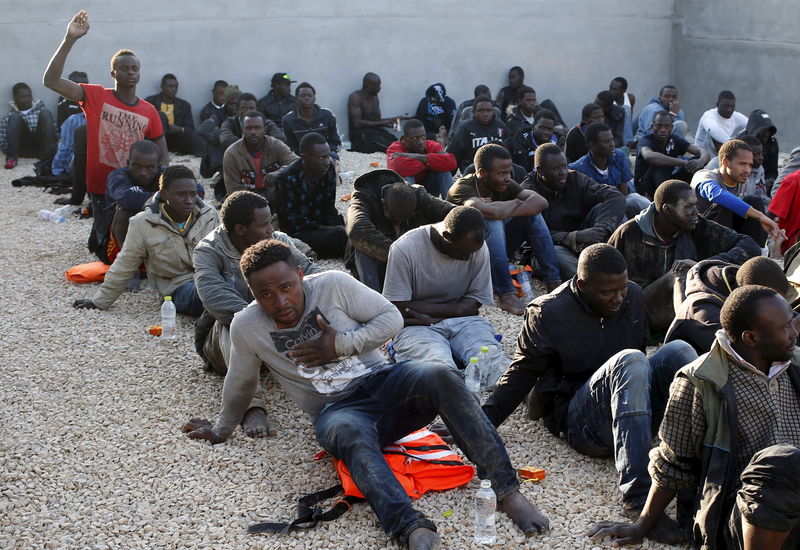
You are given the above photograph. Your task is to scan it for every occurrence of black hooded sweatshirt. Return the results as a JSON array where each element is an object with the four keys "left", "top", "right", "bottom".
[
  {"left": 415, "top": 83, "right": 457, "bottom": 139},
  {"left": 739, "top": 109, "right": 779, "bottom": 183}
]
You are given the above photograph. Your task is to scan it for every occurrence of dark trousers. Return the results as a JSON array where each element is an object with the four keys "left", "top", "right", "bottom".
[
  {"left": 314, "top": 361, "right": 519, "bottom": 544},
  {"left": 295, "top": 225, "right": 347, "bottom": 259},
  {"left": 69, "top": 125, "right": 87, "bottom": 205},
  {"left": 708, "top": 195, "right": 768, "bottom": 247},
  {"left": 354, "top": 250, "right": 387, "bottom": 292},
  {"left": 5, "top": 110, "right": 57, "bottom": 160},
  {"left": 349, "top": 127, "right": 396, "bottom": 154},
  {"left": 157, "top": 113, "right": 204, "bottom": 156}
]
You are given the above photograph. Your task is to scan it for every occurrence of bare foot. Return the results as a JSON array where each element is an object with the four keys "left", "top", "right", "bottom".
[
  {"left": 407, "top": 527, "right": 440, "bottom": 549},
  {"left": 498, "top": 490, "right": 549, "bottom": 535},
  {"left": 241, "top": 407, "right": 277, "bottom": 438},
  {"left": 497, "top": 293, "right": 524, "bottom": 315}
]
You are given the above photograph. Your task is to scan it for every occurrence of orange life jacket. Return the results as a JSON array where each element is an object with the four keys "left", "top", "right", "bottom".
[{"left": 333, "top": 429, "right": 475, "bottom": 499}]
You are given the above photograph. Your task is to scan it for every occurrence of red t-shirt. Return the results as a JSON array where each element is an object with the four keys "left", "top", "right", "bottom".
[
  {"left": 79, "top": 84, "right": 163, "bottom": 195},
  {"left": 386, "top": 140, "right": 457, "bottom": 183},
  {"left": 769, "top": 170, "right": 800, "bottom": 254}
]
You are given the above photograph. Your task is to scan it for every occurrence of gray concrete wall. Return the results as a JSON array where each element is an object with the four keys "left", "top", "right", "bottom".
[
  {"left": 3, "top": 0, "right": 675, "bottom": 140},
  {"left": 672, "top": 0, "right": 800, "bottom": 148}
]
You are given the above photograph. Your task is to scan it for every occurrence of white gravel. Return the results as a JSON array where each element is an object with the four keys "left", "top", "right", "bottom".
[{"left": 0, "top": 151, "right": 686, "bottom": 549}]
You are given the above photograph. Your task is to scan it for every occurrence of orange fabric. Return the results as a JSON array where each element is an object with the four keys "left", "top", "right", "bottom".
[
  {"left": 333, "top": 430, "right": 474, "bottom": 499},
  {"left": 65, "top": 261, "right": 111, "bottom": 283}
]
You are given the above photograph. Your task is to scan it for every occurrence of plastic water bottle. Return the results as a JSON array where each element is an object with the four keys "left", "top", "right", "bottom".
[
  {"left": 160, "top": 296, "right": 177, "bottom": 340},
  {"left": 339, "top": 170, "right": 355, "bottom": 182},
  {"left": 475, "top": 479, "right": 497, "bottom": 544},
  {"left": 54, "top": 204, "right": 73, "bottom": 219},
  {"left": 38, "top": 209, "right": 65, "bottom": 222},
  {"left": 465, "top": 356, "right": 481, "bottom": 396},
  {"left": 478, "top": 346, "right": 491, "bottom": 387},
  {"left": 517, "top": 265, "right": 533, "bottom": 303}
]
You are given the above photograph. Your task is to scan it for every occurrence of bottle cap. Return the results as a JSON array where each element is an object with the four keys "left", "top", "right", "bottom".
[
  {"left": 164, "top": 296, "right": 172, "bottom": 301},
  {"left": 469, "top": 357, "right": 478, "bottom": 364},
  {"left": 480, "top": 479, "right": 492, "bottom": 488},
  {"left": 480, "top": 346, "right": 490, "bottom": 353}
]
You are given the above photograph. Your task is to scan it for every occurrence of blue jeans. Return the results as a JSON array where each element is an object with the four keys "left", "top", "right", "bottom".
[
  {"left": 484, "top": 215, "right": 560, "bottom": 295},
  {"left": 354, "top": 250, "right": 386, "bottom": 292},
  {"left": 392, "top": 316, "right": 509, "bottom": 375},
  {"left": 314, "top": 361, "right": 519, "bottom": 543},
  {"left": 404, "top": 171, "right": 453, "bottom": 199},
  {"left": 564, "top": 340, "right": 697, "bottom": 506},
  {"left": 172, "top": 280, "right": 204, "bottom": 316}
]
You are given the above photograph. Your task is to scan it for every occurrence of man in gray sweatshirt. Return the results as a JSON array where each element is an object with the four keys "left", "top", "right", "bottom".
[{"left": 183, "top": 238, "right": 549, "bottom": 549}]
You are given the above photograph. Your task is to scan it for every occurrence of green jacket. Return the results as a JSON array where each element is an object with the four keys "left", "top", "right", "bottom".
[
  {"left": 677, "top": 343, "right": 800, "bottom": 549},
  {"left": 92, "top": 194, "right": 219, "bottom": 309}
]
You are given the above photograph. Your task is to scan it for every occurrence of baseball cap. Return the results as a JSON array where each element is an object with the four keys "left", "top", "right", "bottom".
[{"left": 271, "top": 72, "right": 296, "bottom": 85}]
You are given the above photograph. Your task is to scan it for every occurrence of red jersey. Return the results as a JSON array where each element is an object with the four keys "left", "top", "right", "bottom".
[
  {"left": 386, "top": 140, "right": 456, "bottom": 183},
  {"left": 79, "top": 84, "right": 163, "bottom": 195}
]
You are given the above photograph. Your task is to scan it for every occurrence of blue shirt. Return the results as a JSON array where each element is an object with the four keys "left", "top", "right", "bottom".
[
  {"left": 569, "top": 150, "right": 633, "bottom": 190},
  {"left": 52, "top": 113, "right": 86, "bottom": 176},
  {"left": 635, "top": 97, "right": 685, "bottom": 141}
]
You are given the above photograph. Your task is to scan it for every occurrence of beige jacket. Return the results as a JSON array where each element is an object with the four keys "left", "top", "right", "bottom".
[{"left": 92, "top": 195, "right": 219, "bottom": 309}]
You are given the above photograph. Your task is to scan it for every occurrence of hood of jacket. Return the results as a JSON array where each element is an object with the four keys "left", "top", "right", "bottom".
[
  {"left": 352, "top": 169, "right": 406, "bottom": 196},
  {"left": 9, "top": 98, "right": 44, "bottom": 112},
  {"left": 684, "top": 259, "right": 736, "bottom": 299},
  {"left": 633, "top": 202, "right": 699, "bottom": 258},
  {"left": 742, "top": 109, "right": 777, "bottom": 139},
  {"left": 143, "top": 192, "right": 214, "bottom": 231},
  {"left": 426, "top": 83, "right": 447, "bottom": 103}
]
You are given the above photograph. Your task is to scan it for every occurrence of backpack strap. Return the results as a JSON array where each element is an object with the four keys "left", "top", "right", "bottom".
[{"left": 247, "top": 484, "right": 362, "bottom": 534}]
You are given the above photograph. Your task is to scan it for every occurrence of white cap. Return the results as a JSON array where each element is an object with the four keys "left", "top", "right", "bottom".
[{"left": 480, "top": 479, "right": 492, "bottom": 488}]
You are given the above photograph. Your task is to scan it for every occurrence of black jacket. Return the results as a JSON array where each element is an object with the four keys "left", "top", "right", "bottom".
[
  {"left": 522, "top": 169, "right": 625, "bottom": 249},
  {"left": 199, "top": 101, "right": 227, "bottom": 125},
  {"left": 608, "top": 203, "right": 760, "bottom": 289},
  {"left": 504, "top": 130, "right": 556, "bottom": 173},
  {"left": 145, "top": 94, "right": 195, "bottom": 129},
  {"left": 257, "top": 91, "right": 297, "bottom": 127},
  {"left": 415, "top": 83, "right": 457, "bottom": 139},
  {"left": 482, "top": 278, "right": 647, "bottom": 434},
  {"left": 281, "top": 105, "right": 342, "bottom": 154},
  {"left": 604, "top": 104, "right": 626, "bottom": 147},
  {"left": 445, "top": 118, "right": 508, "bottom": 173},
  {"left": 739, "top": 109, "right": 779, "bottom": 183},
  {"left": 346, "top": 169, "right": 454, "bottom": 262},
  {"left": 665, "top": 260, "right": 738, "bottom": 353}
]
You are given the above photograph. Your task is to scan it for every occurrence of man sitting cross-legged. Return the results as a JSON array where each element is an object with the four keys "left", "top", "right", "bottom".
[
  {"left": 346, "top": 170, "right": 453, "bottom": 292},
  {"left": 193, "top": 190, "right": 319, "bottom": 437},
  {"left": 73, "top": 165, "right": 218, "bottom": 316},
  {"left": 447, "top": 143, "right": 560, "bottom": 315},
  {"left": 382, "top": 206, "right": 510, "bottom": 383},
  {"left": 387, "top": 119, "right": 456, "bottom": 199},
  {"left": 483, "top": 244, "right": 698, "bottom": 544},
  {"left": 608, "top": 179, "right": 760, "bottom": 331},
  {"left": 183, "top": 239, "right": 550, "bottom": 549},
  {"left": 588, "top": 285, "right": 800, "bottom": 550}
]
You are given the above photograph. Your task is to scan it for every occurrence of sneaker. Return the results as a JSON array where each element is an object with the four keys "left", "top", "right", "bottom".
[{"left": 4, "top": 158, "right": 17, "bottom": 169}]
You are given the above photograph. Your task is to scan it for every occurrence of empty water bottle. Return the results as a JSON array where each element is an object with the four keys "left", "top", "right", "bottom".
[
  {"left": 474, "top": 479, "right": 497, "bottom": 544},
  {"left": 161, "top": 296, "right": 177, "bottom": 340},
  {"left": 38, "top": 209, "right": 65, "bottom": 223},
  {"left": 465, "top": 356, "right": 481, "bottom": 396},
  {"left": 517, "top": 265, "right": 533, "bottom": 302},
  {"left": 54, "top": 204, "right": 73, "bottom": 219},
  {"left": 339, "top": 170, "right": 355, "bottom": 183}
]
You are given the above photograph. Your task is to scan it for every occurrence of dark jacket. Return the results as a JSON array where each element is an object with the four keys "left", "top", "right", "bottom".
[
  {"left": 346, "top": 169, "right": 454, "bottom": 262},
  {"left": 415, "top": 83, "right": 457, "bottom": 139},
  {"left": 219, "top": 115, "right": 286, "bottom": 150},
  {"left": 607, "top": 203, "right": 760, "bottom": 289},
  {"left": 199, "top": 101, "right": 227, "bottom": 125},
  {"left": 105, "top": 167, "right": 161, "bottom": 212},
  {"left": 739, "top": 109, "right": 779, "bottom": 184},
  {"left": 505, "top": 104, "right": 535, "bottom": 136},
  {"left": 446, "top": 118, "right": 508, "bottom": 173},
  {"left": 482, "top": 277, "right": 647, "bottom": 434},
  {"left": 145, "top": 94, "right": 195, "bottom": 129},
  {"left": 604, "top": 103, "right": 626, "bottom": 147},
  {"left": 565, "top": 125, "right": 588, "bottom": 163},
  {"left": 665, "top": 260, "right": 738, "bottom": 354},
  {"left": 257, "top": 91, "right": 297, "bottom": 127},
  {"left": 275, "top": 159, "right": 341, "bottom": 235},
  {"left": 281, "top": 105, "right": 342, "bottom": 153},
  {"left": 504, "top": 129, "right": 557, "bottom": 173},
  {"left": 522, "top": 169, "right": 625, "bottom": 250}
]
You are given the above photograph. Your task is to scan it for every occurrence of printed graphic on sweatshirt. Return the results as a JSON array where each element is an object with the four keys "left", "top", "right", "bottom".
[
  {"left": 469, "top": 132, "right": 504, "bottom": 150},
  {"left": 270, "top": 307, "right": 371, "bottom": 395},
  {"left": 98, "top": 103, "right": 151, "bottom": 169}
]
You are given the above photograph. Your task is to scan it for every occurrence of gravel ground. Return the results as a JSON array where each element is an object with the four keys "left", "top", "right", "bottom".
[{"left": 0, "top": 151, "right": 686, "bottom": 549}]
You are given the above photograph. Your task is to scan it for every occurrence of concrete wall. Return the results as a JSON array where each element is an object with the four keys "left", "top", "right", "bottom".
[
  {"left": 672, "top": 0, "right": 800, "bottom": 148},
  {"left": 3, "top": 0, "right": 675, "bottom": 140}
]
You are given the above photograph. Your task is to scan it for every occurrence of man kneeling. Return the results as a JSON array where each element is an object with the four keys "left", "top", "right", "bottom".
[{"left": 183, "top": 239, "right": 549, "bottom": 548}]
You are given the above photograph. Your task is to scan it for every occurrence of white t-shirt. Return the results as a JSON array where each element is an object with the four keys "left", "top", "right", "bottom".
[{"left": 694, "top": 108, "right": 748, "bottom": 154}]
